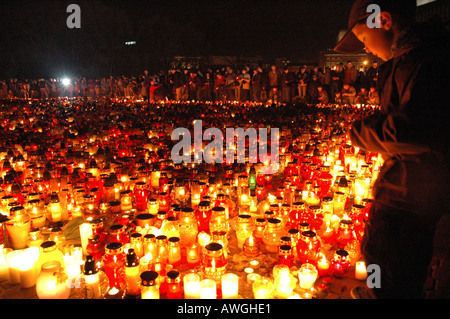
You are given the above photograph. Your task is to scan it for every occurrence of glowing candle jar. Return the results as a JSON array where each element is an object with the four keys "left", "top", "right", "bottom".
[
  {"left": 183, "top": 273, "right": 201, "bottom": 299},
  {"left": 331, "top": 249, "right": 351, "bottom": 278},
  {"left": 235, "top": 214, "right": 255, "bottom": 249},
  {"left": 253, "top": 218, "right": 266, "bottom": 242},
  {"left": 202, "top": 242, "right": 227, "bottom": 289},
  {"left": 333, "top": 191, "right": 346, "bottom": 217},
  {"left": 101, "top": 242, "right": 126, "bottom": 292},
  {"left": 167, "top": 237, "right": 182, "bottom": 266},
  {"left": 336, "top": 219, "right": 355, "bottom": 249},
  {"left": 35, "top": 261, "right": 71, "bottom": 299},
  {"left": 150, "top": 170, "right": 161, "bottom": 189},
  {"left": 252, "top": 276, "right": 274, "bottom": 299},
  {"left": 195, "top": 201, "right": 212, "bottom": 233},
  {"left": 25, "top": 199, "right": 46, "bottom": 229},
  {"left": 200, "top": 278, "right": 217, "bottom": 299},
  {"left": 262, "top": 218, "right": 284, "bottom": 253},
  {"left": 255, "top": 185, "right": 266, "bottom": 200},
  {"left": 308, "top": 205, "right": 324, "bottom": 230},
  {"left": 140, "top": 270, "right": 159, "bottom": 299},
  {"left": 143, "top": 234, "right": 157, "bottom": 259},
  {"left": 317, "top": 253, "right": 331, "bottom": 277},
  {"left": 147, "top": 198, "right": 159, "bottom": 215},
  {"left": 221, "top": 273, "right": 239, "bottom": 299},
  {"left": 155, "top": 235, "right": 169, "bottom": 263},
  {"left": 135, "top": 213, "right": 155, "bottom": 229},
  {"left": 166, "top": 270, "right": 183, "bottom": 299},
  {"left": 296, "top": 230, "right": 321, "bottom": 266},
  {"left": 161, "top": 216, "right": 180, "bottom": 239},
  {"left": 355, "top": 260, "right": 368, "bottom": 281},
  {"left": 124, "top": 248, "right": 141, "bottom": 298},
  {"left": 209, "top": 206, "right": 229, "bottom": 234},
  {"left": 133, "top": 181, "right": 149, "bottom": 211},
  {"left": 288, "top": 201, "right": 308, "bottom": 230},
  {"left": 47, "top": 193, "right": 62, "bottom": 223},
  {"left": 129, "top": 232, "right": 144, "bottom": 258},
  {"left": 80, "top": 255, "right": 102, "bottom": 299},
  {"left": 158, "top": 172, "right": 169, "bottom": 193},
  {"left": 179, "top": 208, "right": 198, "bottom": 247},
  {"left": 108, "top": 224, "right": 129, "bottom": 245},
  {"left": 186, "top": 243, "right": 200, "bottom": 266},
  {"left": 5, "top": 206, "right": 31, "bottom": 250},
  {"left": 243, "top": 233, "right": 260, "bottom": 257},
  {"left": 277, "top": 245, "right": 294, "bottom": 268},
  {"left": 120, "top": 190, "right": 133, "bottom": 211},
  {"left": 298, "top": 263, "right": 318, "bottom": 290},
  {"left": 158, "top": 192, "right": 170, "bottom": 212},
  {"left": 86, "top": 235, "right": 104, "bottom": 262}
]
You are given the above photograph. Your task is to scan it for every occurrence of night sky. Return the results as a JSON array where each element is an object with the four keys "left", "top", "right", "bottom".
[{"left": 0, "top": 0, "right": 355, "bottom": 78}]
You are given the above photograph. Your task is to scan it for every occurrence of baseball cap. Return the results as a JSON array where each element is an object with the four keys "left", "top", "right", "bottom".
[
  {"left": 334, "top": 0, "right": 374, "bottom": 53},
  {"left": 334, "top": 0, "right": 416, "bottom": 53}
]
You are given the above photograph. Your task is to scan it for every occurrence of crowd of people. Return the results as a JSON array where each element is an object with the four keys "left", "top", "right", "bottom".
[{"left": 0, "top": 61, "right": 380, "bottom": 106}]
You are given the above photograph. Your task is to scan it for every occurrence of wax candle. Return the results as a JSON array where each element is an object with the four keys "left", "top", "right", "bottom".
[
  {"left": 168, "top": 237, "right": 181, "bottom": 266},
  {"left": 355, "top": 260, "right": 368, "bottom": 281},
  {"left": 252, "top": 276, "right": 274, "bottom": 299},
  {"left": 124, "top": 249, "right": 141, "bottom": 298},
  {"left": 0, "top": 250, "right": 9, "bottom": 281},
  {"left": 166, "top": 270, "right": 183, "bottom": 299},
  {"left": 140, "top": 270, "right": 159, "bottom": 299},
  {"left": 298, "top": 263, "right": 318, "bottom": 290},
  {"left": 79, "top": 223, "right": 93, "bottom": 255},
  {"left": 183, "top": 273, "right": 201, "bottom": 299},
  {"left": 317, "top": 253, "right": 330, "bottom": 277},
  {"left": 221, "top": 273, "right": 239, "bottom": 299},
  {"left": 6, "top": 250, "right": 22, "bottom": 284},
  {"left": 243, "top": 233, "right": 260, "bottom": 257},
  {"left": 199, "top": 279, "right": 217, "bottom": 299},
  {"left": 19, "top": 248, "right": 39, "bottom": 288},
  {"left": 186, "top": 243, "right": 200, "bottom": 266}
]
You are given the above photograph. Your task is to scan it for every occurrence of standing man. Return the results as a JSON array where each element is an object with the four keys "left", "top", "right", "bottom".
[
  {"left": 335, "top": 0, "right": 450, "bottom": 299},
  {"left": 343, "top": 61, "right": 357, "bottom": 86},
  {"left": 296, "top": 65, "right": 309, "bottom": 101}
]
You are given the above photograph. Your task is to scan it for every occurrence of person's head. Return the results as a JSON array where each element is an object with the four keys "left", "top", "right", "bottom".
[
  {"left": 271, "top": 65, "right": 277, "bottom": 71},
  {"left": 334, "top": 0, "right": 416, "bottom": 61},
  {"left": 347, "top": 61, "right": 352, "bottom": 68},
  {"left": 317, "top": 85, "right": 323, "bottom": 92},
  {"left": 343, "top": 83, "right": 350, "bottom": 90}
]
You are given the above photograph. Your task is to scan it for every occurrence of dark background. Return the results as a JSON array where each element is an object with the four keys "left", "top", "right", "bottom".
[{"left": 0, "top": 0, "right": 355, "bottom": 79}]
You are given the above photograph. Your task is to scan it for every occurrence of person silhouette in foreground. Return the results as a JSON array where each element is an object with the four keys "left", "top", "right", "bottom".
[{"left": 335, "top": 0, "right": 450, "bottom": 299}]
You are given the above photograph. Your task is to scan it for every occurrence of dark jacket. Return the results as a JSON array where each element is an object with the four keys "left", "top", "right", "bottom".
[{"left": 350, "top": 20, "right": 450, "bottom": 220}]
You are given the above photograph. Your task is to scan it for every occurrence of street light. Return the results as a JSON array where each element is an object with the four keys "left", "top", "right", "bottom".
[{"left": 62, "top": 78, "right": 71, "bottom": 86}]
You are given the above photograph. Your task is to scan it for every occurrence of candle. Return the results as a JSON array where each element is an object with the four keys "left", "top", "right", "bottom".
[
  {"left": 64, "top": 254, "right": 81, "bottom": 289},
  {"left": 317, "top": 253, "right": 330, "bottom": 277},
  {"left": 183, "top": 273, "right": 201, "bottom": 299},
  {"left": 80, "top": 223, "right": 93, "bottom": 255},
  {"left": 19, "top": 248, "right": 39, "bottom": 288},
  {"left": 140, "top": 270, "right": 159, "bottom": 299},
  {"left": 168, "top": 237, "right": 182, "bottom": 266},
  {"left": 6, "top": 250, "right": 22, "bottom": 284},
  {"left": 252, "top": 276, "right": 274, "bottom": 299},
  {"left": 355, "top": 260, "right": 368, "bottom": 281},
  {"left": 243, "top": 233, "right": 260, "bottom": 257},
  {"left": 298, "top": 263, "right": 318, "bottom": 290},
  {"left": 186, "top": 243, "right": 200, "bottom": 266},
  {"left": 199, "top": 278, "right": 216, "bottom": 299},
  {"left": 0, "top": 247, "right": 11, "bottom": 281},
  {"left": 221, "top": 273, "right": 239, "bottom": 299}
]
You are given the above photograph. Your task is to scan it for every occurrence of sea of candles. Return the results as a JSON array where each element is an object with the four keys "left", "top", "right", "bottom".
[{"left": 0, "top": 99, "right": 379, "bottom": 299}]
